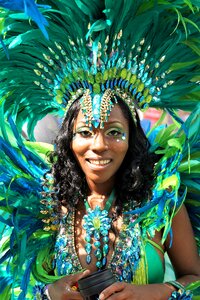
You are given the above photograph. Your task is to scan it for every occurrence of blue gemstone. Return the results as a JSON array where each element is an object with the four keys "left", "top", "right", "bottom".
[
  {"left": 106, "top": 80, "right": 110, "bottom": 88},
  {"left": 85, "top": 243, "right": 92, "bottom": 254},
  {"left": 132, "top": 88, "right": 137, "bottom": 95},
  {"left": 110, "top": 79, "right": 114, "bottom": 89},
  {"left": 136, "top": 92, "right": 141, "bottom": 99},
  {"left": 124, "top": 81, "right": 129, "bottom": 88},
  {"left": 118, "top": 78, "right": 123, "bottom": 87},
  {"left": 85, "top": 80, "right": 89, "bottom": 88},
  {"left": 77, "top": 81, "right": 82, "bottom": 88},
  {"left": 113, "top": 78, "right": 117, "bottom": 86},
  {"left": 128, "top": 84, "right": 133, "bottom": 92},
  {"left": 94, "top": 241, "right": 101, "bottom": 248},
  {"left": 86, "top": 255, "right": 92, "bottom": 264},
  {"left": 142, "top": 103, "right": 148, "bottom": 109},
  {"left": 71, "top": 82, "right": 77, "bottom": 91},
  {"left": 92, "top": 119, "right": 100, "bottom": 128},
  {"left": 68, "top": 85, "right": 73, "bottom": 92},
  {"left": 102, "top": 256, "right": 107, "bottom": 267},
  {"left": 103, "top": 236, "right": 109, "bottom": 243},
  {"left": 103, "top": 244, "right": 109, "bottom": 255},
  {"left": 121, "top": 79, "right": 126, "bottom": 88},
  {"left": 88, "top": 83, "right": 93, "bottom": 91},
  {"left": 96, "top": 261, "right": 102, "bottom": 269},
  {"left": 102, "top": 230, "right": 108, "bottom": 236},
  {"left": 85, "top": 235, "right": 91, "bottom": 242},
  {"left": 139, "top": 96, "right": 144, "bottom": 102},
  {"left": 94, "top": 231, "right": 100, "bottom": 240},
  {"left": 146, "top": 78, "right": 152, "bottom": 86},
  {"left": 157, "top": 90, "right": 161, "bottom": 96},
  {"left": 150, "top": 86, "right": 155, "bottom": 94},
  {"left": 101, "top": 83, "right": 105, "bottom": 91},
  {"left": 142, "top": 72, "right": 148, "bottom": 82},
  {"left": 65, "top": 262, "right": 73, "bottom": 271},
  {"left": 94, "top": 249, "right": 102, "bottom": 260}
]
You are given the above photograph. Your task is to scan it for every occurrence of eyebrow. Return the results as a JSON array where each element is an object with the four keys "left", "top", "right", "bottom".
[{"left": 76, "top": 120, "right": 124, "bottom": 125}]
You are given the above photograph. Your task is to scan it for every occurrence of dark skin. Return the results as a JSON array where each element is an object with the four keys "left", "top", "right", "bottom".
[{"left": 48, "top": 105, "right": 200, "bottom": 300}]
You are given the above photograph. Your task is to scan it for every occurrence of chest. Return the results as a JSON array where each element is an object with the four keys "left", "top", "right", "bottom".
[
  {"left": 54, "top": 208, "right": 144, "bottom": 282},
  {"left": 74, "top": 206, "right": 123, "bottom": 272}
]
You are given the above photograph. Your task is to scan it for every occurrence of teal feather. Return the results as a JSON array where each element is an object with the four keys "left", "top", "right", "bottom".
[{"left": 0, "top": 1, "right": 199, "bottom": 297}]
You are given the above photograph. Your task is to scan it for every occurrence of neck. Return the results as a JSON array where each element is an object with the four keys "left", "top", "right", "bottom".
[
  {"left": 86, "top": 178, "right": 115, "bottom": 198},
  {"left": 86, "top": 179, "right": 115, "bottom": 210}
]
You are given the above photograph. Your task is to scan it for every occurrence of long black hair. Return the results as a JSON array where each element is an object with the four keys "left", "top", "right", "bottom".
[{"left": 49, "top": 97, "right": 157, "bottom": 215}]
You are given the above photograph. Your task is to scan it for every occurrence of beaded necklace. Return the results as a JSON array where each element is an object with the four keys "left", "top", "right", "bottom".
[{"left": 83, "top": 190, "right": 115, "bottom": 269}]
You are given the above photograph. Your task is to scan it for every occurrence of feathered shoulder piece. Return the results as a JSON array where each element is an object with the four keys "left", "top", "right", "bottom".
[{"left": 0, "top": 1, "right": 199, "bottom": 298}]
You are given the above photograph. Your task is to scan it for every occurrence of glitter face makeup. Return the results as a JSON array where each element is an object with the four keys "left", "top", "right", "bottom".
[{"left": 71, "top": 104, "right": 129, "bottom": 185}]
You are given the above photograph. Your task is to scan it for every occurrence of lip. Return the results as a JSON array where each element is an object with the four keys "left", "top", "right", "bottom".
[{"left": 86, "top": 158, "right": 112, "bottom": 170}]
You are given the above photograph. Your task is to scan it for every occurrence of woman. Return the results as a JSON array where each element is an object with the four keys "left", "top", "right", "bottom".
[
  {"left": 0, "top": 1, "right": 200, "bottom": 299},
  {"left": 40, "top": 97, "right": 200, "bottom": 300}
]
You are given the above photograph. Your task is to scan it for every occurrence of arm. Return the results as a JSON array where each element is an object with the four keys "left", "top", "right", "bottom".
[
  {"left": 165, "top": 204, "right": 200, "bottom": 285},
  {"left": 99, "top": 205, "right": 200, "bottom": 300}
]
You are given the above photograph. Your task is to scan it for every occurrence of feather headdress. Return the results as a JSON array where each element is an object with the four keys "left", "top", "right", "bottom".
[{"left": 0, "top": 0, "right": 199, "bottom": 298}]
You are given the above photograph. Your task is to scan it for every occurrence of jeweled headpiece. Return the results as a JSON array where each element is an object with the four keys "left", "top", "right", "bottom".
[
  {"left": 0, "top": 2, "right": 200, "bottom": 297},
  {"left": 0, "top": 1, "right": 199, "bottom": 136}
]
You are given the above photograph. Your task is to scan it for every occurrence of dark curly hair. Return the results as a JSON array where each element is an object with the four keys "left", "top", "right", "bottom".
[{"left": 49, "top": 97, "right": 157, "bottom": 215}]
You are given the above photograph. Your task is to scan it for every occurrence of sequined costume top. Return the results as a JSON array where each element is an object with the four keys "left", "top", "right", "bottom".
[{"left": 54, "top": 209, "right": 164, "bottom": 284}]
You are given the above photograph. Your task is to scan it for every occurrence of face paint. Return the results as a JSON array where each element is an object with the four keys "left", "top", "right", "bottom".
[{"left": 71, "top": 105, "right": 129, "bottom": 185}]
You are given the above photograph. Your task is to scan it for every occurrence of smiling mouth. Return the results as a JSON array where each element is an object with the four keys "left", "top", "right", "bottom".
[{"left": 87, "top": 159, "right": 112, "bottom": 166}]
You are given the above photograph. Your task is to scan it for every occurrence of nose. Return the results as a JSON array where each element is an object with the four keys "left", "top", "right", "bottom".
[{"left": 90, "top": 132, "right": 108, "bottom": 152}]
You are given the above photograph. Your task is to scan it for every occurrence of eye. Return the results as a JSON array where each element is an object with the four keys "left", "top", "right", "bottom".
[
  {"left": 79, "top": 130, "right": 92, "bottom": 137},
  {"left": 105, "top": 128, "right": 123, "bottom": 137},
  {"left": 75, "top": 128, "right": 93, "bottom": 138}
]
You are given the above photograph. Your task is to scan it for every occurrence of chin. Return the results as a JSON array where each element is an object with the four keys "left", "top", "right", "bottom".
[{"left": 87, "top": 173, "right": 115, "bottom": 185}]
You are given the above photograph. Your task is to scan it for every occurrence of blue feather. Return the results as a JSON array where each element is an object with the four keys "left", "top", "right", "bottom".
[
  {"left": 0, "top": 137, "right": 42, "bottom": 178},
  {"left": 19, "top": 257, "right": 35, "bottom": 300},
  {"left": 168, "top": 227, "right": 173, "bottom": 248},
  {"left": 0, "top": 0, "right": 49, "bottom": 39},
  {"left": 124, "top": 196, "right": 160, "bottom": 215},
  {"left": 0, "top": 277, "right": 12, "bottom": 293},
  {"left": 0, "top": 36, "right": 9, "bottom": 59},
  {"left": 0, "top": 215, "right": 12, "bottom": 227},
  {"left": 8, "top": 116, "right": 48, "bottom": 172},
  {"left": 0, "top": 249, "right": 12, "bottom": 264}
]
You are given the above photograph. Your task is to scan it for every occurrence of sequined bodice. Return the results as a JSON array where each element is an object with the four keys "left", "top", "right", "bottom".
[{"left": 54, "top": 209, "right": 143, "bottom": 283}]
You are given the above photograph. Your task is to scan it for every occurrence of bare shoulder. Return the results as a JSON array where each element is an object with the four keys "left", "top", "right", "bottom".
[{"left": 165, "top": 204, "right": 200, "bottom": 277}]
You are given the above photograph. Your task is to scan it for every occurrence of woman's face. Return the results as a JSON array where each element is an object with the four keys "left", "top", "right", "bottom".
[{"left": 71, "top": 104, "right": 129, "bottom": 186}]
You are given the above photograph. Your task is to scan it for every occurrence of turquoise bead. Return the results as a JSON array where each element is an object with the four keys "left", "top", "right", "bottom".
[
  {"left": 103, "top": 244, "right": 109, "bottom": 255},
  {"left": 102, "top": 230, "right": 108, "bottom": 236},
  {"left": 94, "top": 241, "right": 101, "bottom": 248},
  {"left": 85, "top": 243, "right": 92, "bottom": 254},
  {"left": 96, "top": 261, "right": 102, "bottom": 268},
  {"left": 86, "top": 255, "right": 92, "bottom": 264},
  {"left": 85, "top": 235, "right": 91, "bottom": 242},
  {"left": 102, "top": 256, "right": 107, "bottom": 266},
  {"left": 103, "top": 236, "right": 109, "bottom": 243},
  {"left": 94, "top": 249, "right": 102, "bottom": 260},
  {"left": 94, "top": 231, "right": 100, "bottom": 240}
]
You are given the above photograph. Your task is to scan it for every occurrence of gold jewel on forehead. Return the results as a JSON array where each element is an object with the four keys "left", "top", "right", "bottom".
[
  {"left": 114, "top": 89, "right": 137, "bottom": 123},
  {"left": 100, "top": 89, "right": 117, "bottom": 128},
  {"left": 80, "top": 89, "right": 92, "bottom": 128},
  {"left": 64, "top": 88, "right": 85, "bottom": 118},
  {"left": 79, "top": 89, "right": 117, "bottom": 129}
]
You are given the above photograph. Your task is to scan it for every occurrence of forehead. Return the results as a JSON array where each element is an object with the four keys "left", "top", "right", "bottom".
[{"left": 74, "top": 104, "right": 129, "bottom": 127}]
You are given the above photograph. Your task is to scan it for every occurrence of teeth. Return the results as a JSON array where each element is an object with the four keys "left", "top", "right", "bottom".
[{"left": 89, "top": 159, "right": 111, "bottom": 165}]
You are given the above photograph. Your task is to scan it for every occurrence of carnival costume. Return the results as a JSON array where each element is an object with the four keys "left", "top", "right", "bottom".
[{"left": 0, "top": 1, "right": 199, "bottom": 299}]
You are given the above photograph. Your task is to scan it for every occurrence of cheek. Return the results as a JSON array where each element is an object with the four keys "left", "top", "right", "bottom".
[
  {"left": 111, "top": 143, "right": 128, "bottom": 165},
  {"left": 71, "top": 138, "right": 88, "bottom": 162},
  {"left": 114, "top": 139, "right": 129, "bottom": 155}
]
